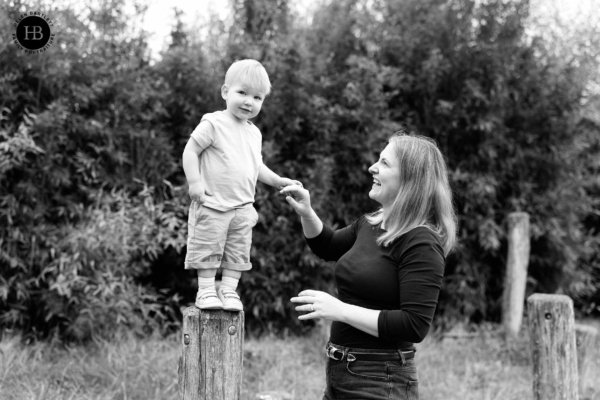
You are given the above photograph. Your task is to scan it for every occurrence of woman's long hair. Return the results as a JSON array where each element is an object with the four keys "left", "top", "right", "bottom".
[{"left": 365, "top": 132, "right": 457, "bottom": 256}]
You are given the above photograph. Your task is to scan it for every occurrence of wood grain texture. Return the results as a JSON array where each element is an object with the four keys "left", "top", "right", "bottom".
[
  {"left": 502, "top": 212, "right": 530, "bottom": 337},
  {"left": 527, "top": 293, "right": 578, "bottom": 400},
  {"left": 575, "top": 323, "right": 598, "bottom": 395},
  {"left": 178, "top": 307, "right": 244, "bottom": 400}
]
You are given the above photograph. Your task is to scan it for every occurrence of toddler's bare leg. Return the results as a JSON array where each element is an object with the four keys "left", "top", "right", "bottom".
[{"left": 198, "top": 268, "right": 218, "bottom": 278}]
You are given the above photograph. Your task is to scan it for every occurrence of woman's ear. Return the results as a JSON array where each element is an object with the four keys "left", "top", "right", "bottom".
[{"left": 221, "top": 84, "right": 228, "bottom": 100}]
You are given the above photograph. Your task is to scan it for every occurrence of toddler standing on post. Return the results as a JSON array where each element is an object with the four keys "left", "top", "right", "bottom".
[{"left": 182, "top": 59, "right": 301, "bottom": 311}]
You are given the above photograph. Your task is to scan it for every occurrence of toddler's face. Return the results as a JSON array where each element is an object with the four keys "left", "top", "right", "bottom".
[{"left": 222, "top": 82, "right": 266, "bottom": 122}]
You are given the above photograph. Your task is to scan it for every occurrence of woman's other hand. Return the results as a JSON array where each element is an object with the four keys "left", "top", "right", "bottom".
[
  {"left": 291, "top": 289, "right": 381, "bottom": 337},
  {"left": 290, "top": 290, "right": 345, "bottom": 322}
]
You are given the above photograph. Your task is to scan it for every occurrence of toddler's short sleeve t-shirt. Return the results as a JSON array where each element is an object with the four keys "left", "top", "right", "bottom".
[{"left": 190, "top": 111, "right": 263, "bottom": 211}]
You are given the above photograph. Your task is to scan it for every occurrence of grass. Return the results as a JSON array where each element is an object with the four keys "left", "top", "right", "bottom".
[
  {"left": 0, "top": 332, "right": 180, "bottom": 400},
  {"left": 420, "top": 325, "right": 534, "bottom": 400},
  {"left": 1, "top": 322, "right": 599, "bottom": 400}
]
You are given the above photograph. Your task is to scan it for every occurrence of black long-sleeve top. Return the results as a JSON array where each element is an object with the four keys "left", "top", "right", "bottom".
[{"left": 306, "top": 216, "right": 445, "bottom": 351}]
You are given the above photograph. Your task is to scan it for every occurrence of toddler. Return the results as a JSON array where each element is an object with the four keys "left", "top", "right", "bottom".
[{"left": 182, "top": 59, "right": 300, "bottom": 311}]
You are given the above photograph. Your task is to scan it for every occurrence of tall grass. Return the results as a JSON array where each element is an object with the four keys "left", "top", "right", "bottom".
[
  {"left": 0, "top": 322, "right": 598, "bottom": 400},
  {"left": 420, "top": 325, "right": 533, "bottom": 400},
  {"left": 0, "top": 332, "right": 180, "bottom": 400}
]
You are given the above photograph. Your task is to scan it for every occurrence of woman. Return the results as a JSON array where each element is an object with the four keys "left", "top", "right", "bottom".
[{"left": 282, "top": 132, "right": 457, "bottom": 400}]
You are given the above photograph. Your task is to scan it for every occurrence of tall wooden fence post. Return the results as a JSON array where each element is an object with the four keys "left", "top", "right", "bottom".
[
  {"left": 502, "top": 212, "right": 530, "bottom": 337},
  {"left": 575, "top": 323, "right": 598, "bottom": 396},
  {"left": 178, "top": 307, "right": 244, "bottom": 400},
  {"left": 527, "top": 293, "right": 578, "bottom": 400}
]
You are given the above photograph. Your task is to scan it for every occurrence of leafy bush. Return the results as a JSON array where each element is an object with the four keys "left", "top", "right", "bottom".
[{"left": 0, "top": 2, "right": 187, "bottom": 340}]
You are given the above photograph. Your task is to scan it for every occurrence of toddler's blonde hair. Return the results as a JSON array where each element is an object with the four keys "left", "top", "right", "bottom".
[{"left": 224, "top": 59, "right": 271, "bottom": 96}]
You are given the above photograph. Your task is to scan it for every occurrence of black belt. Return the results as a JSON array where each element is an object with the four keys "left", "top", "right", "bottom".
[{"left": 325, "top": 343, "right": 415, "bottom": 363}]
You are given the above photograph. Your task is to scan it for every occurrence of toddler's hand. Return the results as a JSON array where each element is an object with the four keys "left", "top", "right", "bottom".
[
  {"left": 189, "top": 182, "right": 213, "bottom": 204},
  {"left": 277, "top": 177, "right": 303, "bottom": 190}
]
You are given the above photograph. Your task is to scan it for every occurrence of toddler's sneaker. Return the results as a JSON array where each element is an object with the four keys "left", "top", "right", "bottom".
[
  {"left": 195, "top": 289, "right": 223, "bottom": 310},
  {"left": 218, "top": 286, "right": 243, "bottom": 311}
]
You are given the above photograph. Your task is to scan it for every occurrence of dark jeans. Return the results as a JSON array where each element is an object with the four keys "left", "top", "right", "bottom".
[{"left": 322, "top": 344, "right": 419, "bottom": 400}]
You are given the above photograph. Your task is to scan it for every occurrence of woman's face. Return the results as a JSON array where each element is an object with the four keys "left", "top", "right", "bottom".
[{"left": 368, "top": 143, "right": 401, "bottom": 208}]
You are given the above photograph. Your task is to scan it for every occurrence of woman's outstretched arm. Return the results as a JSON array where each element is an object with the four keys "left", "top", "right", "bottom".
[{"left": 280, "top": 185, "right": 323, "bottom": 239}]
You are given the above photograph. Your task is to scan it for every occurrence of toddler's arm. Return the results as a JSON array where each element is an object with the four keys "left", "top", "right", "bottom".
[
  {"left": 258, "top": 163, "right": 302, "bottom": 189},
  {"left": 182, "top": 138, "right": 212, "bottom": 203}
]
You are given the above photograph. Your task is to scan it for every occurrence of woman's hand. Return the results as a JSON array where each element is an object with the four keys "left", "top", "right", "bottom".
[
  {"left": 290, "top": 290, "right": 346, "bottom": 322},
  {"left": 280, "top": 184, "right": 312, "bottom": 218},
  {"left": 291, "top": 289, "right": 382, "bottom": 337}
]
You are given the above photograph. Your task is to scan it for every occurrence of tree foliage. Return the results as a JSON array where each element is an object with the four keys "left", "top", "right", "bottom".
[{"left": 1, "top": 0, "right": 599, "bottom": 341}]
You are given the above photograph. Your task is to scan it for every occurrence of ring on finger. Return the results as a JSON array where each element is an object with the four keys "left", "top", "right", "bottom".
[{"left": 310, "top": 304, "right": 314, "bottom": 312}]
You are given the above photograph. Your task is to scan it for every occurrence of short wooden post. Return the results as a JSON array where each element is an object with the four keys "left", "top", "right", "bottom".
[
  {"left": 178, "top": 307, "right": 244, "bottom": 400},
  {"left": 502, "top": 212, "right": 530, "bottom": 337},
  {"left": 527, "top": 293, "right": 578, "bottom": 400},
  {"left": 575, "top": 324, "right": 598, "bottom": 395}
]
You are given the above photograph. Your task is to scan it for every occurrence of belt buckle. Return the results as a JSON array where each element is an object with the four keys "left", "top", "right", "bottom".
[{"left": 326, "top": 346, "right": 344, "bottom": 361}]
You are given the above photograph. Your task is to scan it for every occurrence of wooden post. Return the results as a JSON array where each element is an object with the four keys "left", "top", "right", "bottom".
[
  {"left": 575, "top": 324, "right": 598, "bottom": 396},
  {"left": 527, "top": 293, "right": 578, "bottom": 400},
  {"left": 502, "top": 212, "right": 530, "bottom": 337},
  {"left": 178, "top": 307, "right": 244, "bottom": 400}
]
